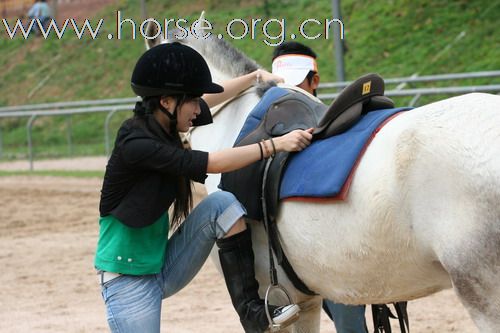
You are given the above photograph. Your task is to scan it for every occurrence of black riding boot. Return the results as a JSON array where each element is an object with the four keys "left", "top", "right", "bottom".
[{"left": 216, "top": 227, "right": 299, "bottom": 333}]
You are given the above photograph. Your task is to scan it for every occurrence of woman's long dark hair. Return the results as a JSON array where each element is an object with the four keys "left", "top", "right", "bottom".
[{"left": 133, "top": 96, "right": 193, "bottom": 229}]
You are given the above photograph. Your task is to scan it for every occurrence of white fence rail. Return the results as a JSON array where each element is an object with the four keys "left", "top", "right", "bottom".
[{"left": 0, "top": 71, "right": 499, "bottom": 170}]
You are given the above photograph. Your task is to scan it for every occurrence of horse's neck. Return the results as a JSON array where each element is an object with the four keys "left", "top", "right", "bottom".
[
  {"left": 179, "top": 30, "right": 262, "bottom": 192},
  {"left": 191, "top": 91, "right": 260, "bottom": 193},
  {"left": 182, "top": 35, "right": 259, "bottom": 82},
  {"left": 205, "top": 61, "right": 232, "bottom": 84}
]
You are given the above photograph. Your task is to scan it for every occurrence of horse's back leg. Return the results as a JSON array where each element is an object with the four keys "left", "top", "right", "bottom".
[
  {"left": 450, "top": 272, "right": 500, "bottom": 332},
  {"left": 441, "top": 225, "right": 500, "bottom": 332}
]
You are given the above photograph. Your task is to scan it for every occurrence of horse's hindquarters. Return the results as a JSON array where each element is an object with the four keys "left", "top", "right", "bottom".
[{"left": 275, "top": 94, "right": 500, "bottom": 320}]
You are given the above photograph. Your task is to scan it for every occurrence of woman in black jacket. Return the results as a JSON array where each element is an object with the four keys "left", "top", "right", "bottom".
[{"left": 95, "top": 43, "right": 313, "bottom": 333}]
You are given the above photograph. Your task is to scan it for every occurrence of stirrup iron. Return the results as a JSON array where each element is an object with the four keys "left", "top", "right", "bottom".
[{"left": 264, "top": 283, "right": 299, "bottom": 332}]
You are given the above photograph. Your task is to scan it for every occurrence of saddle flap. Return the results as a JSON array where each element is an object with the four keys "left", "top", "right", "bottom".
[{"left": 265, "top": 152, "right": 290, "bottom": 222}]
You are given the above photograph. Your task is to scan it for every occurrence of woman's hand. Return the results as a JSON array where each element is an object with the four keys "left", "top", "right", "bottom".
[
  {"left": 254, "top": 69, "right": 284, "bottom": 84},
  {"left": 273, "top": 128, "right": 314, "bottom": 152},
  {"left": 204, "top": 69, "right": 284, "bottom": 108}
]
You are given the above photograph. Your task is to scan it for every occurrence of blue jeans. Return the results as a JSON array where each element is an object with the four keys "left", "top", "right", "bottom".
[
  {"left": 323, "top": 300, "right": 367, "bottom": 333},
  {"left": 100, "top": 191, "right": 246, "bottom": 333}
]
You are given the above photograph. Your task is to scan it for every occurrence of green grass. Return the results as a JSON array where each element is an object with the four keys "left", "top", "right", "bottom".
[{"left": 0, "top": 0, "right": 499, "bottom": 160}]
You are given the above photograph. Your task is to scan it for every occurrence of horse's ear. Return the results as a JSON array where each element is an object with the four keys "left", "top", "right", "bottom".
[
  {"left": 192, "top": 11, "right": 210, "bottom": 35},
  {"left": 144, "top": 21, "right": 163, "bottom": 50}
]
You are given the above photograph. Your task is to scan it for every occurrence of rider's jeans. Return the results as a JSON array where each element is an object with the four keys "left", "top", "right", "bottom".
[{"left": 100, "top": 191, "right": 246, "bottom": 333}]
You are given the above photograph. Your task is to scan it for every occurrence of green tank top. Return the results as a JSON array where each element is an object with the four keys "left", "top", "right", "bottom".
[{"left": 94, "top": 212, "right": 169, "bottom": 275}]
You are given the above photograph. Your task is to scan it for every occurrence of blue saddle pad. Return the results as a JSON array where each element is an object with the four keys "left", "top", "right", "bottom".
[{"left": 280, "top": 107, "right": 412, "bottom": 199}]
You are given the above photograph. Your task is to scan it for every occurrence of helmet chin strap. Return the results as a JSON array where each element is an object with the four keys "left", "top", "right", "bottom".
[{"left": 159, "top": 95, "right": 184, "bottom": 133}]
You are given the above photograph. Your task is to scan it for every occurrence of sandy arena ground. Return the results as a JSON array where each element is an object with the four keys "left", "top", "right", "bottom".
[{"left": 0, "top": 157, "right": 478, "bottom": 332}]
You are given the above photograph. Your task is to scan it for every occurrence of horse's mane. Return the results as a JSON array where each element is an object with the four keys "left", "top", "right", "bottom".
[
  {"left": 192, "top": 35, "right": 260, "bottom": 78},
  {"left": 256, "top": 81, "right": 277, "bottom": 97},
  {"left": 194, "top": 36, "right": 281, "bottom": 98}
]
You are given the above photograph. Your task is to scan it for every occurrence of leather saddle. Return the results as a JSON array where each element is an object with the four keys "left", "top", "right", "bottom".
[{"left": 221, "top": 73, "right": 394, "bottom": 221}]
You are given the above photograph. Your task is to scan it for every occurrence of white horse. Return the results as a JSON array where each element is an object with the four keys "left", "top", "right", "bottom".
[{"left": 146, "top": 19, "right": 500, "bottom": 333}]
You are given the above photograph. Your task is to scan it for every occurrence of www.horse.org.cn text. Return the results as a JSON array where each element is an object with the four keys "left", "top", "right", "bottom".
[{"left": 1, "top": 11, "right": 344, "bottom": 46}]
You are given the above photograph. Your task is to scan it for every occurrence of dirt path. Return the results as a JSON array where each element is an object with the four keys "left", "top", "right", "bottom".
[
  {"left": 0, "top": 156, "right": 108, "bottom": 171},
  {"left": 0, "top": 171, "right": 478, "bottom": 332}
]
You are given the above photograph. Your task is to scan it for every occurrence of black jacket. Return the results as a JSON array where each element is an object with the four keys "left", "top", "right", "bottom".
[{"left": 99, "top": 116, "right": 208, "bottom": 228}]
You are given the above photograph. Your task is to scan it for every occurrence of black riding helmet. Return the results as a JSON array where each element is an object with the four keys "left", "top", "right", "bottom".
[{"left": 131, "top": 42, "right": 223, "bottom": 126}]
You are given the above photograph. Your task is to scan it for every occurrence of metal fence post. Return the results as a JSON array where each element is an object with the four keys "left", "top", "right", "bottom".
[
  {"left": 409, "top": 94, "right": 422, "bottom": 107},
  {"left": 0, "top": 124, "right": 3, "bottom": 160},
  {"left": 27, "top": 115, "right": 37, "bottom": 171},
  {"left": 66, "top": 115, "right": 73, "bottom": 156},
  {"left": 331, "top": 0, "right": 345, "bottom": 82}
]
